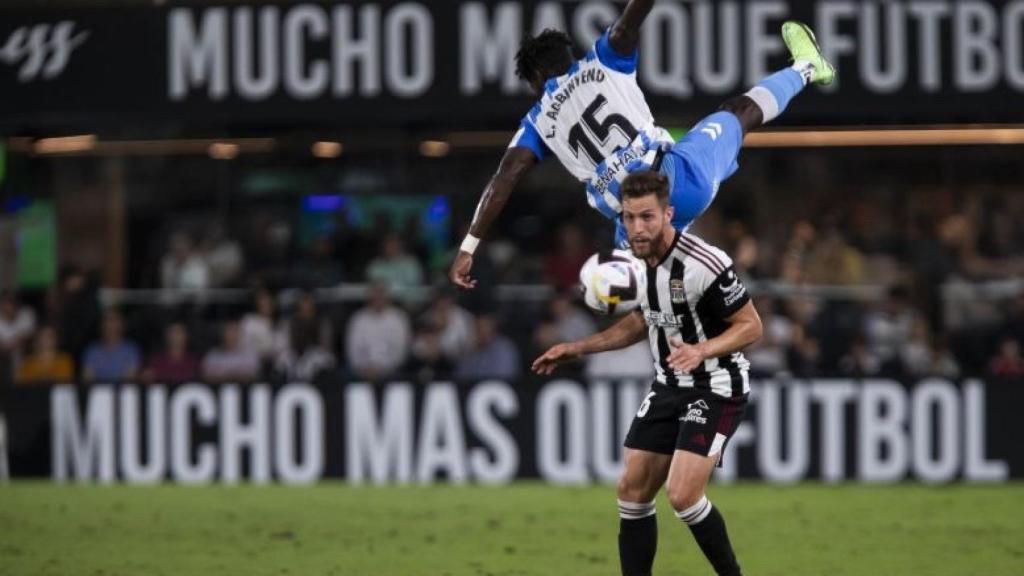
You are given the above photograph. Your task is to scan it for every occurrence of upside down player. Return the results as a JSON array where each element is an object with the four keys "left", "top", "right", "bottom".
[
  {"left": 449, "top": 0, "right": 835, "bottom": 288},
  {"left": 533, "top": 171, "right": 762, "bottom": 576}
]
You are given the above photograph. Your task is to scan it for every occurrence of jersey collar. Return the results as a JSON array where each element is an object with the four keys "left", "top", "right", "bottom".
[{"left": 649, "top": 229, "right": 681, "bottom": 269}]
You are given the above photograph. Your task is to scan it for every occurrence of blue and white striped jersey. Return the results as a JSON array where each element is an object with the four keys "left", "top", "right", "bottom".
[{"left": 508, "top": 29, "right": 674, "bottom": 221}]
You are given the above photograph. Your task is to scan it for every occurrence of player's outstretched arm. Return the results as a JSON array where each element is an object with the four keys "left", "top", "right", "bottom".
[
  {"left": 666, "top": 301, "right": 763, "bottom": 373},
  {"left": 607, "top": 0, "right": 655, "bottom": 56},
  {"left": 532, "top": 310, "right": 647, "bottom": 375},
  {"left": 449, "top": 147, "right": 537, "bottom": 290}
]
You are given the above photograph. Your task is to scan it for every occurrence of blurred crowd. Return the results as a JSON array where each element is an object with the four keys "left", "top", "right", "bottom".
[{"left": 2, "top": 193, "right": 1023, "bottom": 387}]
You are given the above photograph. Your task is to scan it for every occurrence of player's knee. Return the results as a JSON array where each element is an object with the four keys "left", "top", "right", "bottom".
[
  {"left": 616, "top": 475, "right": 647, "bottom": 502},
  {"left": 666, "top": 484, "right": 704, "bottom": 512},
  {"left": 719, "top": 96, "right": 760, "bottom": 134}
]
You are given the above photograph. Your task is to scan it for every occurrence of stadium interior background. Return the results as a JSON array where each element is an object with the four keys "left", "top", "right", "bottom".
[
  {"left": 2, "top": 2, "right": 1024, "bottom": 574},
  {"left": 1, "top": 0, "right": 1022, "bottom": 472},
  {"left": 2, "top": 108, "right": 1022, "bottom": 388}
]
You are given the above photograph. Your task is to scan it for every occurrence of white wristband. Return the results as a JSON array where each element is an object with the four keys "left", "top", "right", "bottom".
[{"left": 460, "top": 234, "right": 481, "bottom": 255}]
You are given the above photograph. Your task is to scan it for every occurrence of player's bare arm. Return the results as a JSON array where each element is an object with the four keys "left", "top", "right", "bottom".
[
  {"left": 607, "top": 0, "right": 655, "bottom": 56},
  {"left": 667, "top": 301, "right": 763, "bottom": 374},
  {"left": 532, "top": 310, "right": 646, "bottom": 375},
  {"left": 449, "top": 146, "right": 537, "bottom": 290}
]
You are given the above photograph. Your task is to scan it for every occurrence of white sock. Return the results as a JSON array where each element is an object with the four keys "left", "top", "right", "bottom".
[
  {"left": 675, "top": 495, "right": 713, "bottom": 526},
  {"left": 744, "top": 86, "right": 780, "bottom": 123},
  {"left": 618, "top": 499, "right": 657, "bottom": 520},
  {"left": 790, "top": 60, "right": 815, "bottom": 85}
]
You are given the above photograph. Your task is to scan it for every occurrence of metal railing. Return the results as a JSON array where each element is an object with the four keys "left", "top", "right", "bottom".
[{"left": 97, "top": 278, "right": 1024, "bottom": 308}]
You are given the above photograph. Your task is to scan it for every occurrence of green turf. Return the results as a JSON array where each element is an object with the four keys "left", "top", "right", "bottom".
[{"left": 1, "top": 482, "right": 1022, "bottom": 575}]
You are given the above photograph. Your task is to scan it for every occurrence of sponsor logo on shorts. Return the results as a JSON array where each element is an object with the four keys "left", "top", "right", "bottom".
[{"left": 680, "top": 399, "right": 709, "bottom": 425}]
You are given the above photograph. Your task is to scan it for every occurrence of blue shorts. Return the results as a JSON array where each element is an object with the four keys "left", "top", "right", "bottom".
[{"left": 615, "top": 111, "right": 743, "bottom": 249}]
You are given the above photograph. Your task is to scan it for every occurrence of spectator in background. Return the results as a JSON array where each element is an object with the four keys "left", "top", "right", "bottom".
[
  {"left": 57, "top": 266, "right": 100, "bottom": 366},
  {"left": 296, "top": 234, "right": 343, "bottom": 287},
  {"left": 790, "top": 333, "right": 822, "bottom": 376},
  {"left": 989, "top": 337, "right": 1024, "bottom": 380},
  {"left": 779, "top": 220, "right": 817, "bottom": 283},
  {"left": 202, "top": 224, "right": 244, "bottom": 287},
  {"left": 585, "top": 341, "right": 655, "bottom": 380},
  {"left": 407, "top": 318, "right": 455, "bottom": 383},
  {"left": 366, "top": 234, "right": 424, "bottom": 306},
  {"left": 455, "top": 315, "right": 520, "bottom": 380},
  {"left": 201, "top": 320, "right": 261, "bottom": 383},
  {"left": 275, "top": 319, "right": 336, "bottom": 382},
  {"left": 723, "top": 219, "right": 760, "bottom": 278},
  {"left": 534, "top": 291, "right": 596, "bottom": 351},
  {"left": 0, "top": 291, "right": 37, "bottom": 363},
  {"left": 544, "top": 223, "right": 591, "bottom": 292},
  {"left": 863, "top": 286, "right": 918, "bottom": 371},
  {"left": 838, "top": 335, "right": 882, "bottom": 377},
  {"left": 16, "top": 326, "right": 74, "bottom": 385},
  {"left": 144, "top": 322, "right": 199, "bottom": 383},
  {"left": 346, "top": 282, "right": 411, "bottom": 382},
  {"left": 239, "top": 288, "right": 280, "bottom": 363},
  {"left": 160, "top": 231, "right": 210, "bottom": 290},
  {"left": 898, "top": 318, "right": 933, "bottom": 377},
  {"left": 805, "top": 216, "right": 864, "bottom": 285},
  {"left": 927, "top": 334, "right": 961, "bottom": 380},
  {"left": 900, "top": 318, "right": 961, "bottom": 379},
  {"left": 745, "top": 297, "right": 796, "bottom": 375},
  {"left": 82, "top": 310, "right": 141, "bottom": 383},
  {"left": 278, "top": 290, "right": 332, "bottom": 354},
  {"left": 420, "top": 290, "right": 475, "bottom": 362}
]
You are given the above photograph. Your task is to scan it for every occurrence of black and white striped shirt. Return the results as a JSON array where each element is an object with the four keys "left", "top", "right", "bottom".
[{"left": 639, "top": 230, "right": 751, "bottom": 398}]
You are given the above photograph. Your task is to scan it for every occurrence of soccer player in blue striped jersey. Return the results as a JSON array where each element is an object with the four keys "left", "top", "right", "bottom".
[{"left": 449, "top": 3, "right": 835, "bottom": 289}]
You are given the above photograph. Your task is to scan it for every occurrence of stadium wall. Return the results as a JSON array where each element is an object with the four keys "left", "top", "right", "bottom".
[
  {"left": 4, "top": 0, "right": 1024, "bottom": 131},
  {"left": 4, "top": 378, "right": 1018, "bottom": 484}
]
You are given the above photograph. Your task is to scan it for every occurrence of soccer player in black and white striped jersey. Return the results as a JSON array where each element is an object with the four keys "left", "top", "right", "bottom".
[{"left": 532, "top": 171, "right": 763, "bottom": 576}]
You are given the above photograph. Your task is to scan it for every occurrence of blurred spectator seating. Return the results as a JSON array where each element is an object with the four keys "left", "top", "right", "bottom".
[
  {"left": 455, "top": 314, "right": 520, "bottom": 381},
  {"left": 16, "top": 326, "right": 73, "bottom": 385},
  {"left": 82, "top": 310, "right": 141, "bottom": 383},
  {"left": 144, "top": 322, "right": 199, "bottom": 384},
  {"left": 201, "top": 320, "right": 261, "bottom": 383},
  {"left": 345, "top": 282, "right": 411, "bottom": 382}
]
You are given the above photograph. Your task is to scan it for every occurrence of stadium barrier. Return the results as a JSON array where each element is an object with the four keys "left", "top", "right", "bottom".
[{"left": 3, "top": 378, "right": 1018, "bottom": 485}]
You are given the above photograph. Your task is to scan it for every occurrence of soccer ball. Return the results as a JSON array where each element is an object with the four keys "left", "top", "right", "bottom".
[{"left": 579, "top": 250, "right": 646, "bottom": 315}]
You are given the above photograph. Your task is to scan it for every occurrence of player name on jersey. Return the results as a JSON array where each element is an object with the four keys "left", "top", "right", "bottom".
[{"left": 544, "top": 68, "right": 608, "bottom": 122}]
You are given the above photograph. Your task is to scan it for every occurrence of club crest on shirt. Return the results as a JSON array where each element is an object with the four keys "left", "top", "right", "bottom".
[{"left": 670, "top": 279, "right": 685, "bottom": 304}]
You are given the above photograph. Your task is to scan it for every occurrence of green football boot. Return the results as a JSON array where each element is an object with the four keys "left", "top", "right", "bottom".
[{"left": 782, "top": 21, "right": 836, "bottom": 86}]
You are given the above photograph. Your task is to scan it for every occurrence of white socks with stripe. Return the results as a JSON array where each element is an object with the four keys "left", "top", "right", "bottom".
[
  {"left": 744, "top": 65, "right": 812, "bottom": 124},
  {"left": 618, "top": 499, "right": 656, "bottom": 520},
  {"left": 743, "top": 86, "right": 780, "bottom": 123},
  {"left": 675, "top": 495, "right": 713, "bottom": 525}
]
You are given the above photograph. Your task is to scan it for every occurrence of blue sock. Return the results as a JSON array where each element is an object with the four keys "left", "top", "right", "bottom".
[{"left": 745, "top": 68, "right": 807, "bottom": 123}]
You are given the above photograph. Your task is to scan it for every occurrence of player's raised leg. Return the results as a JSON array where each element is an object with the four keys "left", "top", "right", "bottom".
[
  {"left": 617, "top": 448, "right": 672, "bottom": 576},
  {"left": 723, "top": 20, "right": 836, "bottom": 134},
  {"left": 661, "top": 20, "right": 836, "bottom": 232},
  {"left": 666, "top": 450, "right": 742, "bottom": 576}
]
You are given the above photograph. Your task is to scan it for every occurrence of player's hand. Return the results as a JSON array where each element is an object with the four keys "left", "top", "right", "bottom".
[
  {"left": 667, "top": 340, "right": 709, "bottom": 374},
  {"left": 532, "top": 342, "right": 584, "bottom": 375},
  {"left": 449, "top": 251, "right": 477, "bottom": 290}
]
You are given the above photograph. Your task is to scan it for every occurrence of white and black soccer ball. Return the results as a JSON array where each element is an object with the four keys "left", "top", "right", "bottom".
[{"left": 579, "top": 250, "right": 646, "bottom": 316}]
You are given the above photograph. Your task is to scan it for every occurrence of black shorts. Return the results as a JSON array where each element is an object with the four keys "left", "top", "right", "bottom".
[{"left": 624, "top": 383, "right": 747, "bottom": 464}]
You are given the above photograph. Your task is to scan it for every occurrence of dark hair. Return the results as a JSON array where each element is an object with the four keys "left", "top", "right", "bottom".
[
  {"left": 621, "top": 171, "right": 670, "bottom": 205},
  {"left": 515, "top": 29, "right": 574, "bottom": 85}
]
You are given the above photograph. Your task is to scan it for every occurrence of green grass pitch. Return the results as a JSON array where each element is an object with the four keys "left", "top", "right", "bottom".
[{"left": 1, "top": 482, "right": 1022, "bottom": 575}]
